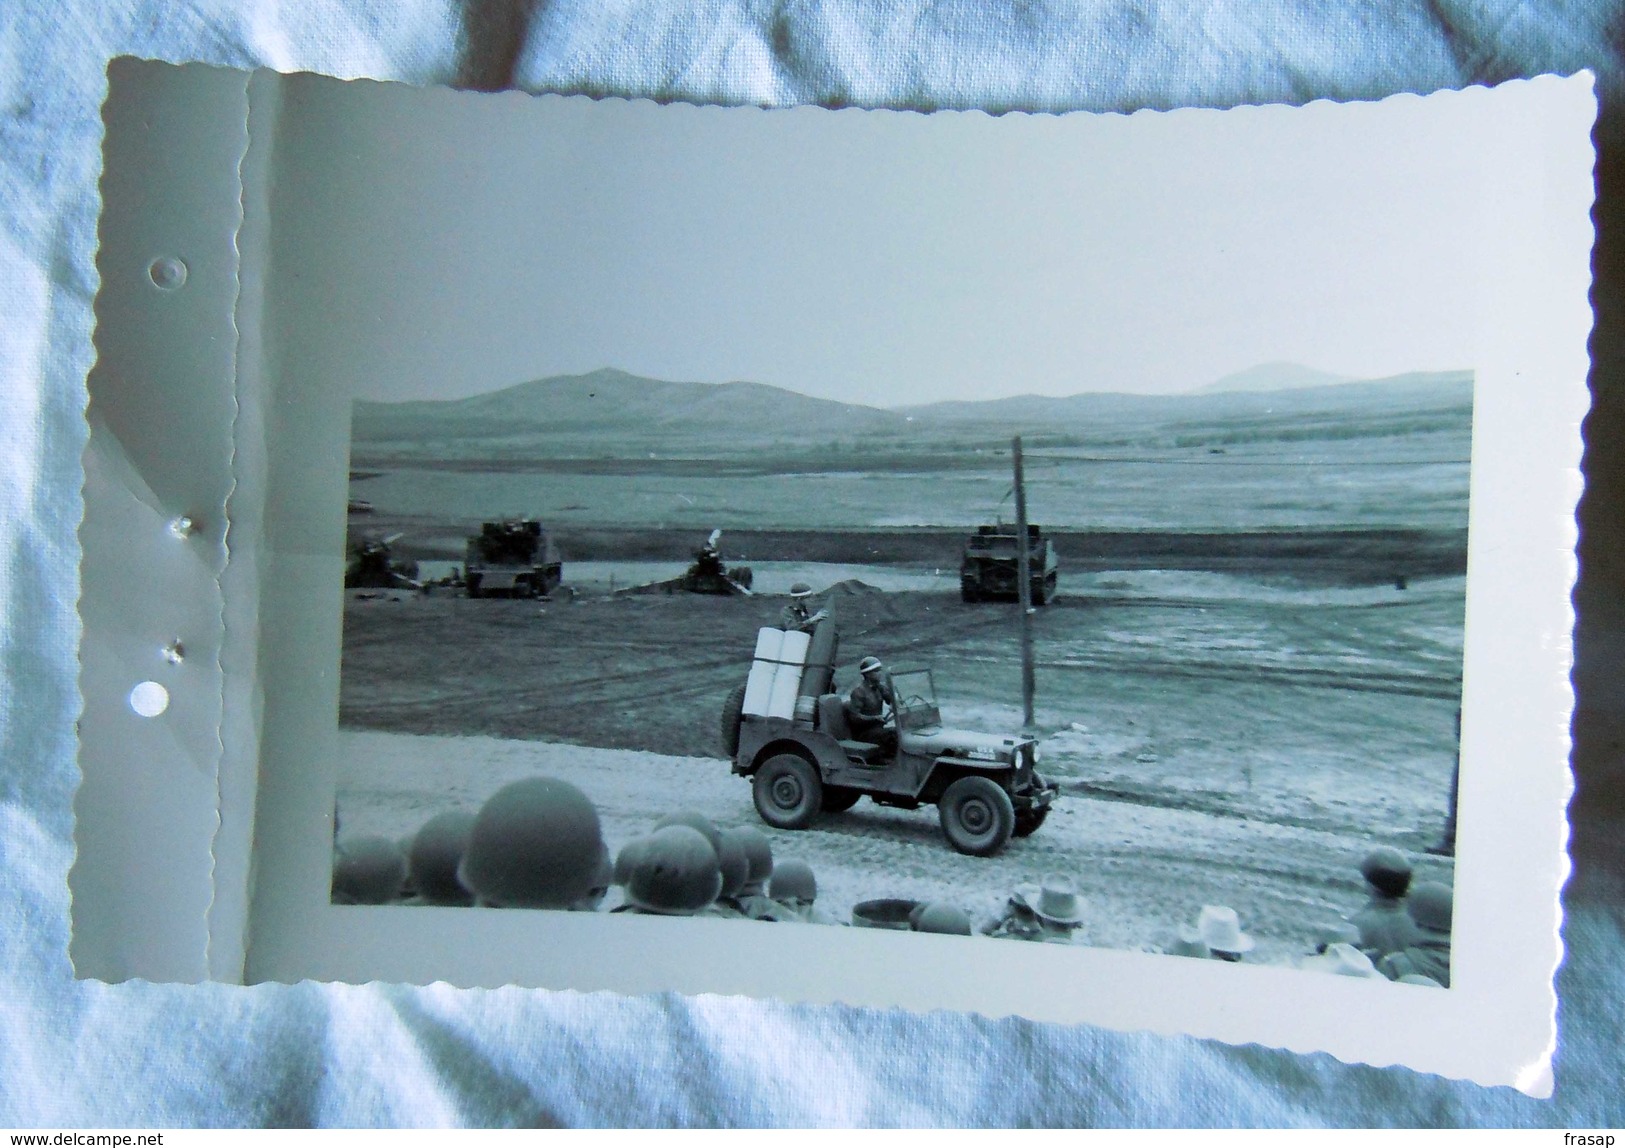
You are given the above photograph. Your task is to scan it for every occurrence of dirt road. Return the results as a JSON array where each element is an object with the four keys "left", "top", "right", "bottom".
[{"left": 336, "top": 570, "right": 1461, "bottom": 963}]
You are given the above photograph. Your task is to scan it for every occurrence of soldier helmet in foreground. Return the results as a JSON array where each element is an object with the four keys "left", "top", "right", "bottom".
[
  {"left": 858, "top": 656, "right": 884, "bottom": 677},
  {"left": 332, "top": 835, "right": 407, "bottom": 905},
  {"left": 457, "top": 776, "right": 605, "bottom": 909},
  {"left": 614, "top": 836, "right": 650, "bottom": 887},
  {"left": 789, "top": 582, "right": 815, "bottom": 599},
  {"left": 1359, "top": 846, "right": 1414, "bottom": 898},
  {"left": 653, "top": 810, "right": 724, "bottom": 857},
  {"left": 1406, "top": 881, "right": 1454, "bottom": 933},
  {"left": 625, "top": 825, "right": 724, "bottom": 914},
  {"left": 714, "top": 830, "right": 751, "bottom": 899},
  {"left": 573, "top": 842, "right": 616, "bottom": 911},
  {"left": 729, "top": 825, "right": 774, "bottom": 891},
  {"left": 407, "top": 810, "right": 477, "bottom": 906},
  {"left": 770, "top": 858, "right": 818, "bottom": 905},
  {"left": 913, "top": 901, "right": 973, "bottom": 936}
]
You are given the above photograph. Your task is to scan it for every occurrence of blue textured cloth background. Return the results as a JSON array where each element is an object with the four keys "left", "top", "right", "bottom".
[{"left": 3, "top": 0, "right": 1623, "bottom": 1127}]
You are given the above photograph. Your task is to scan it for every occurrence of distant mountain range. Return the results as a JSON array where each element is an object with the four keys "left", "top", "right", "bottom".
[
  {"left": 1197, "top": 361, "right": 1352, "bottom": 394},
  {"left": 351, "top": 364, "right": 1473, "bottom": 459}
]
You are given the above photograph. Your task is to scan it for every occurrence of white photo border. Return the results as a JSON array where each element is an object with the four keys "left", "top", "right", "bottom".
[{"left": 226, "top": 70, "right": 1595, "bottom": 1094}]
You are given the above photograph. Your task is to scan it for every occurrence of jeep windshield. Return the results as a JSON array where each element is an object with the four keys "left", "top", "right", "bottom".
[{"left": 889, "top": 668, "right": 941, "bottom": 731}]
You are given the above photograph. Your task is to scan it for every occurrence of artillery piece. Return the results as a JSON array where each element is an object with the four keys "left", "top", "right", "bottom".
[
  {"left": 345, "top": 532, "right": 423, "bottom": 591},
  {"left": 618, "top": 529, "right": 754, "bottom": 596}
]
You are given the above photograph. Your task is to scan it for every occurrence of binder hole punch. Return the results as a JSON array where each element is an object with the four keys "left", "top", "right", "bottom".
[
  {"left": 168, "top": 515, "right": 195, "bottom": 539},
  {"left": 147, "top": 255, "right": 188, "bottom": 290},
  {"left": 129, "top": 680, "right": 169, "bottom": 718}
]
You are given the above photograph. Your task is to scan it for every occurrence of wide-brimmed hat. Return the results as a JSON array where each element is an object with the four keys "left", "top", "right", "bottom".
[
  {"left": 858, "top": 656, "right": 885, "bottom": 676},
  {"left": 1013, "top": 874, "right": 1086, "bottom": 926},
  {"left": 1180, "top": 904, "right": 1254, "bottom": 954},
  {"left": 1300, "top": 942, "right": 1379, "bottom": 978},
  {"left": 789, "top": 582, "right": 815, "bottom": 599}
]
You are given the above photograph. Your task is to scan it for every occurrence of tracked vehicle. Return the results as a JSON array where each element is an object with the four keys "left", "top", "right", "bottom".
[
  {"left": 464, "top": 519, "right": 563, "bottom": 598},
  {"left": 961, "top": 523, "right": 1059, "bottom": 604},
  {"left": 722, "top": 631, "right": 1055, "bottom": 856}
]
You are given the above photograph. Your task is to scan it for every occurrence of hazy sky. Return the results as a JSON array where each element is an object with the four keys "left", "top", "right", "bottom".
[{"left": 271, "top": 75, "right": 1492, "bottom": 405}]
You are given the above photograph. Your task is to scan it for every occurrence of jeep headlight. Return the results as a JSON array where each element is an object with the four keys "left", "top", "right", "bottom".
[{"left": 1030, "top": 743, "right": 1041, "bottom": 763}]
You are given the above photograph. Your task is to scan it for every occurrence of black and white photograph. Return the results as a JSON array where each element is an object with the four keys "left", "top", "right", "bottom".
[
  {"left": 323, "top": 78, "right": 1475, "bottom": 978},
  {"left": 212, "top": 66, "right": 1592, "bottom": 1087}
]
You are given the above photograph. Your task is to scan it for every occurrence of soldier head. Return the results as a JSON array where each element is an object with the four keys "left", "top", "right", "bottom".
[
  {"left": 729, "top": 825, "right": 774, "bottom": 895},
  {"left": 1359, "top": 846, "right": 1413, "bottom": 900},
  {"left": 332, "top": 835, "right": 407, "bottom": 905},
  {"left": 653, "top": 811, "right": 724, "bottom": 858},
  {"left": 1406, "top": 881, "right": 1453, "bottom": 935},
  {"left": 770, "top": 858, "right": 818, "bottom": 906},
  {"left": 625, "top": 825, "right": 724, "bottom": 915},
  {"left": 714, "top": 830, "right": 751, "bottom": 900},
  {"left": 913, "top": 901, "right": 973, "bottom": 936},
  {"left": 457, "top": 777, "right": 605, "bottom": 909},
  {"left": 407, "top": 810, "right": 477, "bottom": 907},
  {"left": 858, "top": 656, "right": 885, "bottom": 679},
  {"left": 789, "top": 582, "right": 815, "bottom": 600}
]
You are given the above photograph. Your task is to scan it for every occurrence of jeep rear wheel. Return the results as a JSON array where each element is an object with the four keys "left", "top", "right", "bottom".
[
  {"left": 821, "top": 785, "right": 862, "bottom": 813},
  {"left": 939, "top": 775, "right": 1015, "bottom": 856},
  {"left": 720, "top": 682, "right": 747, "bottom": 757},
  {"left": 753, "top": 753, "right": 822, "bottom": 830}
]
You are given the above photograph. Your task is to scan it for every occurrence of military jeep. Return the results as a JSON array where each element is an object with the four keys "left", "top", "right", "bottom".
[{"left": 722, "top": 666, "right": 1056, "bottom": 857}]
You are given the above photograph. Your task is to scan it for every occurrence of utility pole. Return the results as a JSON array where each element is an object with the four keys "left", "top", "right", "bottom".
[{"left": 1013, "top": 436, "right": 1035, "bottom": 729}]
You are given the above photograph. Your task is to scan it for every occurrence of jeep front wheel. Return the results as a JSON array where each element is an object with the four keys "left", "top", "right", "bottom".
[
  {"left": 753, "top": 754, "right": 822, "bottom": 830},
  {"left": 939, "top": 775, "right": 1015, "bottom": 856}
]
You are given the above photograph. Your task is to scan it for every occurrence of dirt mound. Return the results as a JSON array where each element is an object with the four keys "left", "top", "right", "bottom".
[{"left": 824, "top": 578, "right": 884, "bottom": 597}]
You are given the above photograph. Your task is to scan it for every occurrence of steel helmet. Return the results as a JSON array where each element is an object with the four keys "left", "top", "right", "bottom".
[
  {"left": 458, "top": 777, "right": 605, "bottom": 909},
  {"left": 913, "top": 901, "right": 973, "bottom": 936},
  {"left": 770, "top": 858, "right": 818, "bottom": 905},
  {"left": 573, "top": 842, "right": 615, "bottom": 911},
  {"left": 614, "top": 836, "right": 650, "bottom": 887},
  {"left": 407, "top": 810, "right": 476, "bottom": 906},
  {"left": 626, "top": 825, "right": 724, "bottom": 915},
  {"left": 1359, "top": 846, "right": 1413, "bottom": 898},
  {"left": 858, "top": 656, "right": 884, "bottom": 677},
  {"left": 332, "top": 835, "right": 407, "bottom": 905},
  {"left": 714, "top": 830, "right": 751, "bottom": 898},
  {"left": 1407, "top": 880, "right": 1454, "bottom": 933},
  {"left": 653, "top": 810, "right": 724, "bottom": 858},
  {"left": 789, "top": 582, "right": 815, "bottom": 599},
  {"left": 729, "top": 825, "right": 774, "bottom": 893}
]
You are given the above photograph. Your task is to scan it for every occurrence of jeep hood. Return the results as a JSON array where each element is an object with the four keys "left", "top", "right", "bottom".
[{"left": 901, "top": 726, "right": 1030, "bottom": 760}]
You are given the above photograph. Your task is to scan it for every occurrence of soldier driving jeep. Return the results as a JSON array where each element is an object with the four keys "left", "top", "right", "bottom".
[{"left": 845, "top": 655, "right": 898, "bottom": 755}]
